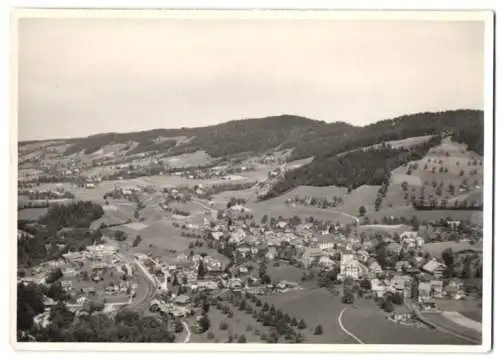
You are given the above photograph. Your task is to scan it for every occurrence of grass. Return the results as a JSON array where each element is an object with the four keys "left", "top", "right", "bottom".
[
  {"left": 340, "top": 301, "right": 472, "bottom": 345},
  {"left": 248, "top": 199, "right": 356, "bottom": 225},
  {"left": 259, "top": 288, "right": 356, "bottom": 344},
  {"left": 18, "top": 207, "right": 48, "bottom": 220},
  {"left": 267, "top": 264, "right": 304, "bottom": 283},
  {"left": 189, "top": 303, "right": 265, "bottom": 343},
  {"left": 423, "top": 241, "right": 482, "bottom": 258},
  {"left": 160, "top": 150, "right": 213, "bottom": 168},
  {"left": 367, "top": 206, "right": 483, "bottom": 226},
  {"left": 422, "top": 312, "right": 481, "bottom": 343}
]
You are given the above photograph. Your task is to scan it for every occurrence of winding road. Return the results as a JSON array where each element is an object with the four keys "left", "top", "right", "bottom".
[
  {"left": 338, "top": 308, "right": 365, "bottom": 344},
  {"left": 181, "top": 320, "right": 191, "bottom": 343},
  {"left": 126, "top": 258, "right": 157, "bottom": 311}
]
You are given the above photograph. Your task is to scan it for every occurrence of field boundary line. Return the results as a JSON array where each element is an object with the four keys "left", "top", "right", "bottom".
[{"left": 338, "top": 308, "right": 364, "bottom": 344}]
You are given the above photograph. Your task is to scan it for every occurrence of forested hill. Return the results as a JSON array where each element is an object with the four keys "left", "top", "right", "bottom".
[
  {"left": 21, "top": 109, "right": 483, "bottom": 161},
  {"left": 288, "top": 109, "right": 483, "bottom": 160}
]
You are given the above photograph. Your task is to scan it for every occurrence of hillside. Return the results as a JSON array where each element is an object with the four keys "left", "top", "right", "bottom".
[
  {"left": 56, "top": 115, "right": 325, "bottom": 158},
  {"left": 19, "top": 110, "right": 483, "bottom": 193}
]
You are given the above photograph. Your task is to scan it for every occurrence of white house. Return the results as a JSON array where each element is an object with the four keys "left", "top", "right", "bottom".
[{"left": 339, "top": 254, "right": 363, "bottom": 280}]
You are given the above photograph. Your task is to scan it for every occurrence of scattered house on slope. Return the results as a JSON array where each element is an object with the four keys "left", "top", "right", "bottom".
[
  {"left": 367, "top": 258, "right": 383, "bottom": 276},
  {"left": 390, "top": 275, "right": 412, "bottom": 298},
  {"left": 422, "top": 259, "right": 446, "bottom": 279}
]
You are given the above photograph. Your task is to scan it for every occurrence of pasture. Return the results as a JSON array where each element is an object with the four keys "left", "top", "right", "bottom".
[
  {"left": 267, "top": 264, "right": 304, "bottom": 283},
  {"left": 160, "top": 150, "right": 213, "bottom": 168},
  {"left": 385, "top": 135, "right": 434, "bottom": 149},
  {"left": 248, "top": 199, "right": 356, "bottom": 225},
  {"left": 367, "top": 206, "right": 483, "bottom": 226},
  {"left": 423, "top": 241, "right": 482, "bottom": 258},
  {"left": 281, "top": 185, "right": 348, "bottom": 200},
  {"left": 259, "top": 288, "right": 357, "bottom": 344},
  {"left": 18, "top": 207, "right": 48, "bottom": 221},
  {"left": 337, "top": 185, "right": 380, "bottom": 215},
  {"left": 189, "top": 304, "right": 265, "bottom": 343},
  {"left": 341, "top": 302, "right": 471, "bottom": 345}
]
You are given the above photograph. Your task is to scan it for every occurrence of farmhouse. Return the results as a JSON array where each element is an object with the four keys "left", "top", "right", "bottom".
[
  {"left": 367, "top": 259, "right": 383, "bottom": 275},
  {"left": 422, "top": 259, "right": 446, "bottom": 279},
  {"left": 390, "top": 275, "right": 412, "bottom": 298},
  {"left": 174, "top": 294, "right": 191, "bottom": 305}
]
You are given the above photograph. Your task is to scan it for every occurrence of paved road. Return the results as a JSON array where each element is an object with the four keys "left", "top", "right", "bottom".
[
  {"left": 338, "top": 308, "right": 365, "bottom": 344},
  {"left": 181, "top": 320, "right": 191, "bottom": 343},
  {"left": 126, "top": 258, "right": 157, "bottom": 311}
]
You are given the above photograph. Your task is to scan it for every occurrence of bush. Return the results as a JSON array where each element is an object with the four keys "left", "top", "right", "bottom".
[
  {"left": 207, "top": 332, "right": 215, "bottom": 340},
  {"left": 313, "top": 325, "right": 323, "bottom": 335},
  {"left": 298, "top": 319, "right": 307, "bottom": 329},
  {"left": 219, "top": 321, "right": 229, "bottom": 330},
  {"left": 237, "top": 334, "right": 247, "bottom": 343}
]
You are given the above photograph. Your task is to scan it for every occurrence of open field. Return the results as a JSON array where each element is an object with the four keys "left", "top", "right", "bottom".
[
  {"left": 367, "top": 206, "right": 483, "bottom": 225},
  {"left": 386, "top": 135, "right": 434, "bottom": 149},
  {"left": 286, "top": 157, "right": 314, "bottom": 169},
  {"left": 423, "top": 241, "right": 482, "bottom": 258},
  {"left": 280, "top": 185, "right": 348, "bottom": 200},
  {"left": 435, "top": 299, "right": 482, "bottom": 323},
  {"left": 161, "top": 150, "right": 214, "bottom": 168},
  {"left": 338, "top": 185, "right": 380, "bottom": 215},
  {"left": 18, "top": 208, "right": 48, "bottom": 221},
  {"left": 358, "top": 224, "right": 412, "bottom": 235},
  {"left": 91, "top": 202, "right": 136, "bottom": 228},
  {"left": 441, "top": 312, "right": 482, "bottom": 332},
  {"left": 189, "top": 303, "right": 265, "bottom": 343},
  {"left": 341, "top": 302, "right": 471, "bottom": 345},
  {"left": 129, "top": 219, "right": 191, "bottom": 253},
  {"left": 422, "top": 312, "right": 481, "bottom": 344},
  {"left": 267, "top": 264, "right": 304, "bottom": 283},
  {"left": 260, "top": 288, "right": 357, "bottom": 344},
  {"left": 248, "top": 199, "right": 356, "bottom": 225}
]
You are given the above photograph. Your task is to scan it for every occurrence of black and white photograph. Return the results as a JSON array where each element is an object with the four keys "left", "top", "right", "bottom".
[{"left": 11, "top": 8, "right": 493, "bottom": 352}]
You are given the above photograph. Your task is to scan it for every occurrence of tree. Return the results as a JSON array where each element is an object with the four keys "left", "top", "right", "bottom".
[
  {"left": 291, "top": 317, "right": 298, "bottom": 327},
  {"left": 47, "top": 281, "right": 67, "bottom": 301},
  {"left": 382, "top": 299, "right": 394, "bottom": 312},
  {"left": 46, "top": 267, "right": 63, "bottom": 284},
  {"left": 237, "top": 334, "right": 247, "bottom": 343},
  {"left": 197, "top": 313, "right": 210, "bottom": 333},
  {"left": 341, "top": 290, "right": 355, "bottom": 304},
  {"left": 261, "top": 214, "right": 268, "bottom": 224},
  {"left": 392, "top": 292, "right": 404, "bottom": 306},
  {"left": 197, "top": 260, "right": 206, "bottom": 279},
  {"left": 359, "top": 205, "right": 367, "bottom": 217},
  {"left": 298, "top": 319, "right": 307, "bottom": 329},
  {"left": 313, "top": 325, "right": 323, "bottom": 335},
  {"left": 360, "top": 278, "right": 372, "bottom": 291},
  {"left": 442, "top": 248, "right": 454, "bottom": 268},
  {"left": 132, "top": 235, "right": 143, "bottom": 247}
]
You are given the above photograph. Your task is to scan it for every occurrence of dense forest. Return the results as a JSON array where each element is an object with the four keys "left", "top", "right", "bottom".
[
  {"left": 288, "top": 109, "right": 483, "bottom": 161},
  {"left": 17, "top": 282, "right": 176, "bottom": 343},
  {"left": 61, "top": 115, "right": 323, "bottom": 158},
  {"left": 261, "top": 137, "right": 442, "bottom": 199},
  {"left": 17, "top": 201, "right": 105, "bottom": 268},
  {"left": 30, "top": 110, "right": 483, "bottom": 163}
]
